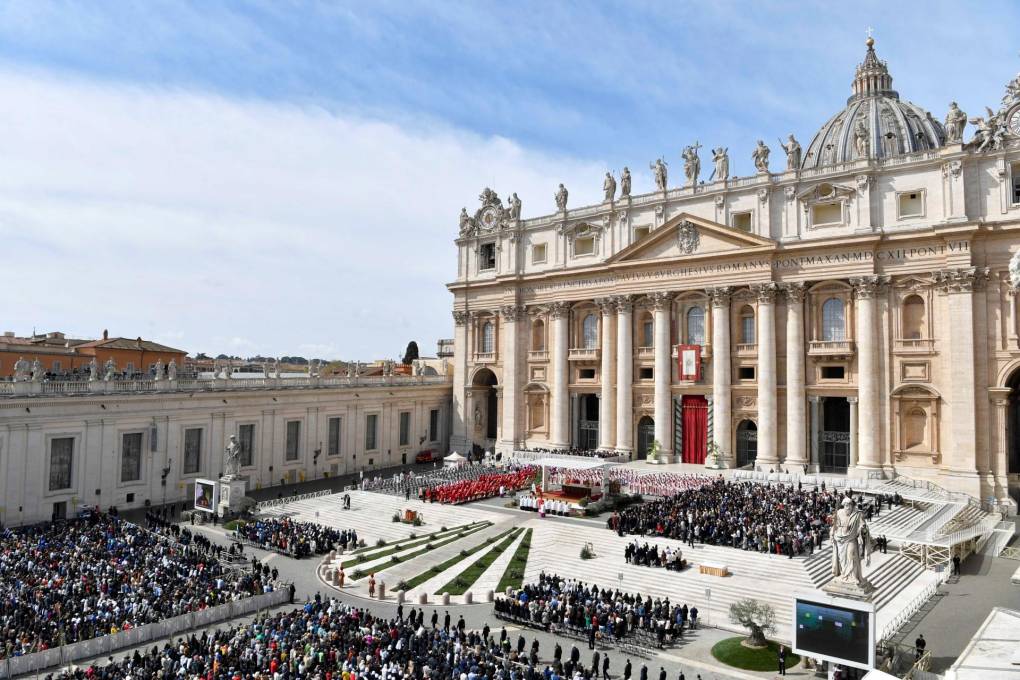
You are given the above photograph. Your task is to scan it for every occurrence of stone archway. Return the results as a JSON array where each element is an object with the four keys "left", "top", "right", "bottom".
[
  {"left": 470, "top": 368, "right": 499, "bottom": 456},
  {"left": 736, "top": 420, "right": 758, "bottom": 468},
  {"left": 1008, "top": 369, "right": 1020, "bottom": 475},
  {"left": 636, "top": 416, "right": 655, "bottom": 460}
]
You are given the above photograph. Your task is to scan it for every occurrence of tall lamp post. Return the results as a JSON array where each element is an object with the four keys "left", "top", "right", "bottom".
[{"left": 160, "top": 458, "right": 173, "bottom": 509}]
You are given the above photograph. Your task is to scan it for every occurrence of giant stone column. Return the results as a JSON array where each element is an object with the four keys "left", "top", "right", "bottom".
[
  {"left": 852, "top": 276, "right": 883, "bottom": 472},
  {"left": 451, "top": 310, "right": 470, "bottom": 452},
  {"left": 709, "top": 287, "right": 733, "bottom": 466},
  {"left": 497, "top": 304, "right": 524, "bottom": 455},
  {"left": 549, "top": 301, "right": 571, "bottom": 448},
  {"left": 783, "top": 283, "right": 809, "bottom": 472},
  {"left": 615, "top": 295, "right": 635, "bottom": 455},
  {"left": 596, "top": 298, "right": 617, "bottom": 451},
  {"left": 651, "top": 292, "right": 673, "bottom": 460},
  {"left": 753, "top": 283, "right": 779, "bottom": 469}
]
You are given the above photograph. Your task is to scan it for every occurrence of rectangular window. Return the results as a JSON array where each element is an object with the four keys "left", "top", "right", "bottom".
[
  {"left": 285, "top": 420, "right": 301, "bottom": 461},
  {"left": 579, "top": 368, "right": 596, "bottom": 380},
  {"left": 429, "top": 409, "right": 439, "bottom": 442},
  {"left": 811, "top": 202, "right": 843, "bottom": 226},
  {"left": 183, "top": 428, "right": 202, "bottom": 474},
  {"left": 574, "top": 236, "right": 595, "bottom": 256},
  {"left": 399, "top": 411, "right": 411, "bottom": 447},
  {"left": 238, "top": 423, "right": 255, "bottom": 467},
  {"left": 634, "top": 226, "right": 650, "bottom": 241},
  {"left": 479, "top": 243, "right": 496, "bottom": 270},
  {"left": 639, "top": 367, "right": 654, "bottom": 380},
  {"left": 125, "top": 362, "right": 135, "bottom": 374},
  {"left": 897, "top": 191, "right": 924, "bottom": 219},
  {"left": 49, "top": 437, "right": 74, "bottom": 491},
  {"left": 738, "top": 366, "right": 756, "bottom": 381},
  {"left": 532, "top": 243, "right": 547, "bottom": 263},
  {"left": 366, "top": 414, "right": 378, "bottom": 450},
  {"left": 120, "top": 432, "right": 143, "bottom": 483},
  {"left": 731, "top": 211, "right": 752, "bottom": 231},
  {"left": 52, "top": 360, "right": 61, "bottom": 372},
  {"left": 328, "top": 417, "right": 341, "bottom": 456},
  {"left": 821, "top": 365, "right": 846, "bottom": 380}
]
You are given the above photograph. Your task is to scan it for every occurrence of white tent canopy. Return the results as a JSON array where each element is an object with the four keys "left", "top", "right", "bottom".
[{"left": 443, "top": 451, "right": 467, "bottom": 467}]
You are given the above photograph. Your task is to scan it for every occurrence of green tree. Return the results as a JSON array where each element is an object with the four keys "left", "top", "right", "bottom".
[{"left": 728, "top": 599, "right": 776, "bottom": 648}]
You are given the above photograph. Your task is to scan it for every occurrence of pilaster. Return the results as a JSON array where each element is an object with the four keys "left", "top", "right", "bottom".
[
  {"left": 782, "top": 282, "right": 808, "bottom": 472},
  {"left": 651, "top": 291, "right": 673, "bottom": 459}
]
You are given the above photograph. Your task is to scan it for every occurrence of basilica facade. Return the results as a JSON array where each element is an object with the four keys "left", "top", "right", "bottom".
[{"left": 449, "top": 39, "right": 1020, "bottom": 510}]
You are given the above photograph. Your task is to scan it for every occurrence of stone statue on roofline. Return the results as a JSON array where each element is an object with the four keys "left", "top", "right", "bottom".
[
  {"left": 554, "top": 183, "right": 568, "bottom": 211},
  {"left": 154, "top": 358, "right": 163, "bottom": 381},
  {"left": 650, "top": 157, "right": 668, "bottom": 191},
  {"left": 682, "top": 143, "right": 701, "bottom": 186},
  {"left": 88, "top": 357, "right": 98, "bottom": 382},
  {"left": 14, "top": 356, "right": 30, "bottom": 382},
  {"left": 710, "top": 148, "right": 729, "bottom": 181},
  {"left": 508, "top": 192, "right": 521, "bottom": 221},
  {"left": 603, "top": 172, "right": 616, "bottom": 202},
  {"left": 104, "top": 358, "right": 116, "bottom": 381},
  {"left": 620, "top": 167, "right": 632, "bottom": 197},
  {"left": 944, "top": 102, "right": 967, "bottom": 143},
  {"left": 779, "top": 134, "right": 801, "bottom": 170},
  {"left": 31, "top": 359, "right": 43, "bottom": 382},
  {"left": 752, "top": 140, "right": 770, "bottom": 174},
  {"left": 167, "top": 359, "right": 177, "bottom": 381}
]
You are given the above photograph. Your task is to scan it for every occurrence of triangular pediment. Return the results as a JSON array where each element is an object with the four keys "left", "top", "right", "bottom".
[{"left": 608, "top": 213, "right": 776, "bottom": 265}]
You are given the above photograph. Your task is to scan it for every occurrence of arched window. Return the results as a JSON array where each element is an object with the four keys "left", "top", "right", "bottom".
[
  {"left": 582, "top": 314, "right": 599, "bottom": 349},
  {"left": 531, "top": 319, "right": 546, "bottom": 351},
  {"left": 740, "top": 306, "right": 756, "bottom": 344},
  {"left": 821, "top": 298, "right": 846, "bottom": 341},
  {"left": 481, "top": 321, "right": 494, "bottom": 353},
  {"left": 641, "top": 312, "right": 654, "bottom": 347},
  {"left": 904, "top": 407, "right": 927, "bottom": 449},
  {"left": 902, "top": 295, "right": 925, "bottom": 340},
  {"left": 687, "top": 307, "right": 706, "bottom": 345}
]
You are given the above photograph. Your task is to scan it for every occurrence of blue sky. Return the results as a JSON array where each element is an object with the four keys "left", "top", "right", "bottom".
[{"left": 1, "top": 1, "right": 1018, "bottom": 359}]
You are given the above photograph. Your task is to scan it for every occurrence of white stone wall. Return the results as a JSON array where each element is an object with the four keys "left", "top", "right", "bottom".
[{"left": 0, "top": 381, "right": 451, "bottom": 526}]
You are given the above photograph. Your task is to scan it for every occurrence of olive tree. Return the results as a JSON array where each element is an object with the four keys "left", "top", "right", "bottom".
[{"left": 728, "top": 598, "right": 776, "bottom": 648}]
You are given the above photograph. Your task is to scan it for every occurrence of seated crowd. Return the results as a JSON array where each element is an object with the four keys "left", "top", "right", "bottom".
[
  {"left": 49, "top": 595, "right": 596, "bottom": 680},
  {"left": 0, "top": 510, "right": 273, "bottom": 660},
  {"left": 624, "top": 541, "right": 687, "bottom": 571},
  {"left": 421, "top": 467, "right": 536, "bottom": 504},
  {"left": 232, "top": 517, "right": 354, "bottom": 558},
  {"left": 494, "top": 572, "right": 698, "bottom": 649},
  {"left": 608, "top": 478, "right": 839, "bottom": 556},
  {"left": 514, "top": 447, "right": 618, "bottom": 459}
]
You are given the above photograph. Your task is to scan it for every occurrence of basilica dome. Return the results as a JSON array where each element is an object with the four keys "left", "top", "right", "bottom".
[{"left": 801, "top": 38, "right": 945, "bottom": 170}]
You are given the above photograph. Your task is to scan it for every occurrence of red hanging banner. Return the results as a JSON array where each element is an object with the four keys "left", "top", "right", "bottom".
[{"left": 676, "top": 344, "right": 702, "bottom": 381}]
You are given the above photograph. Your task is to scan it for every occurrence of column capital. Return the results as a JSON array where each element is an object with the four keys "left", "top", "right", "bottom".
[
  {"left": 612, "top": 294, "right": 635, "bottom": 314},
  {"left": 808, "top": 395, "right": 823, "bottom": 403},
  {"left": 780, "top": 281, "right": 809, "bottom": 304},
  {"left": 751, "top": 282, "right": 779, "bottom": 304},
  {"left": 499, "top": 304, "right": 526, "bottom": 322},
  {"left": 847, "top": 396, "right": 859, "bottom": 404},
  {"left": 934, "top": 266, "right": 990, "bottom": 293},
  {"left": 549, "top": 301, "right": 571, "bottom": 319},
  {"left": 649, "top": 291, "right": 673, "bottom": 311},
  {"left": 707, "top": 286, "right": 733, "bottom": 308},
  {"left": 850, "top": 275, "right": 890, "bottom": 298},
  {"left": 452, "top": 310, "right": 469, "bottom": 326},
  {"left": 594, "top": 297, "right": 616, "bottom": 315}
]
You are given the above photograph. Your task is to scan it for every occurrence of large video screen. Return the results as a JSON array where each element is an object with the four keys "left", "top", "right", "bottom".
[
  {"left": 793, "top": 599, "right": 872, "bottom": 668},
  {"left": 194, "top": 480, "right": 218, "bottom": 513}
]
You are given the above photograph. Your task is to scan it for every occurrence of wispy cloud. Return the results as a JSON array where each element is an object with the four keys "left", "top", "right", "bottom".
[{"left": 0, "top": 67, "right": 603, "bottom": 358}]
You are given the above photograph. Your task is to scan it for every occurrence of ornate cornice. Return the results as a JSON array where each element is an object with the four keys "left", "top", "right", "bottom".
[
  {"left": 781, "top": 281, "right": 808, "bottom": 304},
  {"left": 707, "top": 286, "right": 733, "bottom": 308},
  {"left": 850, "top": 275, "right": 890, "bottom": 299},
  {"left": 548, "top": 301, "right": 571, "bottom": 319},
  {"left": 452, "top": 311, "right": 469, "bottom": 326},
  {"left": 649, "top": 291, "right": 673, "bottom": 311},
  {"left": 499, "top": 304, "right": 526, "bottom": 322},
  {"left": 751, "top": 282, "right": 779, "bottom": 304},
  {"left": 934, "top": 267, "right": 989, "bottom": 293}
]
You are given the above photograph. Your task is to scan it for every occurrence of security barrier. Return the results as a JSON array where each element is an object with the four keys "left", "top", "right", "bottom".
[{"left": 1, "top": 587, "right": 290, "bottom": 678}]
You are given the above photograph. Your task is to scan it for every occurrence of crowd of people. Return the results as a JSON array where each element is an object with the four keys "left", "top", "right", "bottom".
[
  {"left": 232, "top": 518, "right": 355, "bottom": 557},
  {"left": 421, "top": 467, "right": 536, "bottom": 504},
  {"left": 624, "top": 541, "right": 687, "bottom": 571},
  {"left": 607, "top": 470, "right": 714, "bottom": 499},
  {"left": 48, "top": 595, "right": 607, "bottom": 680},
  {"left": 494, "top": 572, "right": 698, "bottom": 650},
  {"left": 513, "top": 447, "right": 620, "bottom": 460},
  {"left": 608, "top": 479, "right": 840, "bottom": 556},
  {"left": 0, "top": 510, "right": 273, "bottom": 660}
]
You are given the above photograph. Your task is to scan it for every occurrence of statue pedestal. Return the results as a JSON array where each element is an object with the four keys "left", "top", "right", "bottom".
[
  {"left": 821, "top": 578, "right": 875, "bottom": 602},
  {"left": 217, "top": 476, "right": 248, "bottom": 516}
]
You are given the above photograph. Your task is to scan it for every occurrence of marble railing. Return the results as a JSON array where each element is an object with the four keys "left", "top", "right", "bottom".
[{"left": 1, "top": 374, "right": 452, "bottom": 398}]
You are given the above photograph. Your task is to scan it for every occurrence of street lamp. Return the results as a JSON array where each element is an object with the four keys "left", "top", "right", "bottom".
[{"left": 161, "top": 458, "right": 173, "bottom": 509}]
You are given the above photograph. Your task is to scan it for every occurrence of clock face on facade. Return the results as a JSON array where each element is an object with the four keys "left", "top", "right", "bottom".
[
  {"left": 480, "top": 206, "right": 498, "bottom": 229},
  {"left": 1009, "top": 106, "right": 1020, "bottom": 137}
]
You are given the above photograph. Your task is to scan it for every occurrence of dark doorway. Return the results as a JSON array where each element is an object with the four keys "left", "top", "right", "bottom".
[
  {"left": 472, "top": 368, "right": 499, "bottom": 446},
  {"left": 578, "top": 394, "right": 599, "bottom": 450},
  {"left": 736, "top": 420, "right": 757, "bottom": 467},
  {"left": 636, "top": 416, "right": 655, "bottom": 460},
  {"left": 486, "top": 389, "right": 498, "bottom": 440},
  {"left": 1009, "top": 369, "right": 1020, "bottom": 474},
  {"left": 821, "top": 397, "right": 850, "bottom": 473}
]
